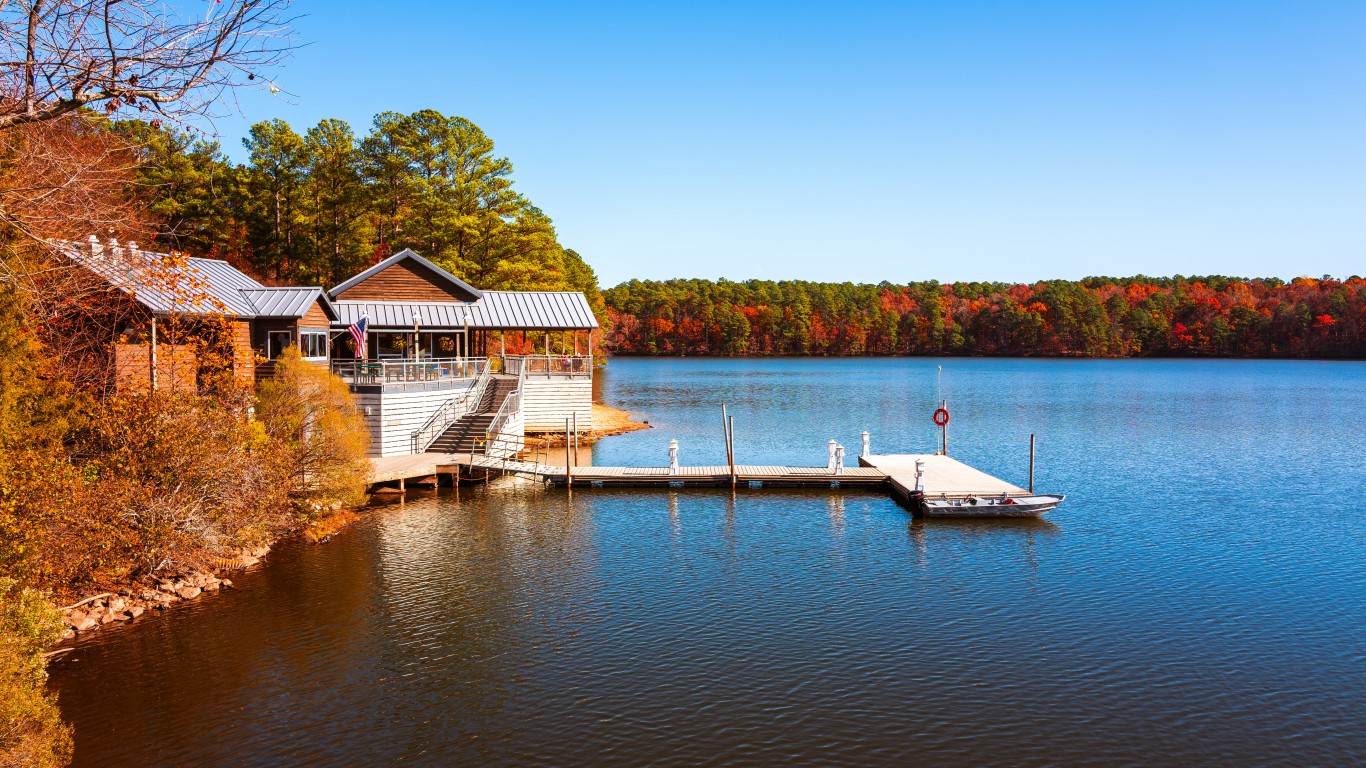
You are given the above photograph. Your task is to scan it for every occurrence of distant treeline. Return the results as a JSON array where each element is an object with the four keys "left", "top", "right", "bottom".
[{"left": 602, "top": 276, "right": 1365, "bottom": 358}]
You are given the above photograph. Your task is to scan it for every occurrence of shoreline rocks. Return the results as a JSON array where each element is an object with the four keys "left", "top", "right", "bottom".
[
  {"left": 52, "top": 504, "right": 356, "bottom": 646},
  {"left": 56, "top": 546, "right": 262, "bottom": 643}
]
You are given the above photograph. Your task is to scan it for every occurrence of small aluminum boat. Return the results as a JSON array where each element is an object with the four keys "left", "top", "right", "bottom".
[{"left": 920, "top": 494, "right": 1065, "bottom": 518}]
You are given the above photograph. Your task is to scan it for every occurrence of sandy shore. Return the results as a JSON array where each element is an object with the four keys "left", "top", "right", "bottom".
[{"left": 536, "top": 402, "right": 651, "bottom": 446}]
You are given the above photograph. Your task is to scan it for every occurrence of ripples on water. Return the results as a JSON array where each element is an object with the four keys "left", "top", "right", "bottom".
[{"left": 50, "top": 359, "right": 1366, "bottom": 766}]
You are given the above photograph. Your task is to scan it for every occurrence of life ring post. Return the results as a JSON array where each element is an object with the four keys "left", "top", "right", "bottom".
[{"left": 933, "top": 403, "right": 950, "bottom": 455}]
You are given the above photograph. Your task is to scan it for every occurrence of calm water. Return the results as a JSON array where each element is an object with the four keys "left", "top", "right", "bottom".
[{"left": 50, "top": 358, "right": 1366, "bottom": 766}]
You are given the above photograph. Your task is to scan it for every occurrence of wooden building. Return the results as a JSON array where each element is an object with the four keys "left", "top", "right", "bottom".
[{"left": 59, "top": 239, "right": 599, "bottom": 458}]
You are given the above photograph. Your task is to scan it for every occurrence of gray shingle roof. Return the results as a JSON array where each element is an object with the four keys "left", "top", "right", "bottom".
[{"left": 332, "top": 291, "right": 598, "bottom": 330}]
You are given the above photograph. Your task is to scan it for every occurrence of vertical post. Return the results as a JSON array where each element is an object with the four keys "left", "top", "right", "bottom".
[
  {"left": 669, "top": 439, "right": 680, "bottom": 475},
  {"left": 722, "top": 404, "right": 732, "bottom": 466},
  {"left": 727, "top": 415, "right": 735, "bottom": 478},
  {"left": 149, "top": 316, "right": 159, "bottom": 391},
  {"left": 588, "top": 331, "right": 593, "bottom": 363},
  {"left": 723, "top": 407, "right": 736, "bottom": 485},
  {"left": 834, "top": 444, "right": 845, "bottom": 475},
  {"left": 565, "top": 418, "right": 572, "bottom": 489},
  {"left": 827, "top": 439, "right": 838, "bottom": 471},
  {"left": 1029, "top": 433, "right": 1035, "bottom": 495},
  {"left": 572, "top": 412, "right": 579, "bottom": 466},
  {"left": 941, "top": 399, "right": 948, "bottom": 456},
  {"left": 861, "top": 431, "right": 870, "bottom": 458},
  {"left": 914, "top": 459, "right": 925, "bottom": 493}
]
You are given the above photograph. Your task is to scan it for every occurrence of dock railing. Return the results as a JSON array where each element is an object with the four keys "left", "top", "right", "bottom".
[{"left": 333, "top": 356, "right": 487, "bottom": 385}]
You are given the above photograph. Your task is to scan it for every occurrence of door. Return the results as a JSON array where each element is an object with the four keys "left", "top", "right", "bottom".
[{"left": 267, "top": 330, "right": 293, "bottom": 360}]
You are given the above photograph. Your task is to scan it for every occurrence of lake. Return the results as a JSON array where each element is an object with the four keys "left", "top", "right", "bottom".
[{"left": 49, "top": 358, "right": 1366, "bottom": 766}]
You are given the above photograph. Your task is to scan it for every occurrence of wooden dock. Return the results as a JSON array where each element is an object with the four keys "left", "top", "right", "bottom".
[{"left": 369, "top": 451, "right": 1028, "bottom": 508}]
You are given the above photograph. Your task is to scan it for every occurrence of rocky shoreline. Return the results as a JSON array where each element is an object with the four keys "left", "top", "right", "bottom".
[{"left": 53, "top": 545, "right": 271, "bottom": 641}]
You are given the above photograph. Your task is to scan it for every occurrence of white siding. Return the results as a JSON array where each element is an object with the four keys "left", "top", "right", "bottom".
[
  {"left": 355, "top": 381, "right": 475, "bottom": 457},
  {"left": 522, "top": 378, "right": 592, "bottom": 432},
  {"left": 487, "top": 411, "right": 525, "bottom": 458}
]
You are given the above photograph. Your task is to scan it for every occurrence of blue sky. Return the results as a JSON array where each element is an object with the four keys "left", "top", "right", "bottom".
[{"left": 210, "top": 1, "right": 1365, "bottom": 286}]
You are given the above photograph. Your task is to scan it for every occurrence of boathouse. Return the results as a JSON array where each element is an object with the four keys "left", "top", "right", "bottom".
[{"left": 56, "top": 238, "right": 599, "bottom": 457}]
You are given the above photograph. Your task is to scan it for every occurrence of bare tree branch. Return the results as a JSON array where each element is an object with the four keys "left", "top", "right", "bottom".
[{"left": 0, "top": 0, "right": 294, "bottom": 130}]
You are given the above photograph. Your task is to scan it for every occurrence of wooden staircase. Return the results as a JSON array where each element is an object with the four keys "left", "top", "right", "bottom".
[{"left": 428, "top": 375, "right": 520, "bottom": 454}]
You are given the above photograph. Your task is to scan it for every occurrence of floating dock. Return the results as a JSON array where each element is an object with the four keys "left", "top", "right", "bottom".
[
  {"left": 369, "top": 451, "right": 1029, "bottom": 511},
  {"left": 858, "top": 453, "right": 1027, "bottom": 506}
]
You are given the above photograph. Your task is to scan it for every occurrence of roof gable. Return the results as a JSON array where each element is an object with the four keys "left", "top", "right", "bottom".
[
  {"left": 328, "top": 249, "right": 483, "bottom": 302},
  {"left": 241, "top": 287, "right": 336, "bottom": 320}
]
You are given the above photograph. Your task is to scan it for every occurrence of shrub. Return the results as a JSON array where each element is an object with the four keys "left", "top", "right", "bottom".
[
  {"left": 256, "top": 348, "right": 370, "bottom": 516},
  {"left": 0, "top": 579, "right": 72, "bottom": 768}
]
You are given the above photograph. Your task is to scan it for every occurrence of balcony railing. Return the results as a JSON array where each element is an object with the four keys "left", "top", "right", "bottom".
[
  {"left": 331, "top": 357, "right": 487, "bottom": 385},
  {"left": 498, "top": 355, "right": 592, "bottom": 379}
]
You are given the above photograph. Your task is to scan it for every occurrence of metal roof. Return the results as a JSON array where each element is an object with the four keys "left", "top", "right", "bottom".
[
  {"left": 57, "top": 240, "right": 331, "bottom": 319},
  {"left": 60, "top": 240, "right": 263, "bottom": 316},
  {"left": 478, "top": 291, "right": 599, "bottom": 329},
  {"left": 327, "top": 249, "right": 483, "bottom": 300},
  {"left": 57, "top": 240, "right": 594, "bottom": 328},
  {"left": 332, "top": 291, "right": 598, "bottom": 330},
  {"left": 241, "top": 287, "right": 334, "bottom": 319}
]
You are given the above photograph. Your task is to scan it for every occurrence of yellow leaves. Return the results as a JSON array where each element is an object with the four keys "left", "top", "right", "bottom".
[{"left": 0, "top": 580, "right": 72, "bottom": 768}]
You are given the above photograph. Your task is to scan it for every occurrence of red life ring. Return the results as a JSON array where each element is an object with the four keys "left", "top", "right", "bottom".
[{"left": 933, "top": 408, "right": 950, "bottom": 426}]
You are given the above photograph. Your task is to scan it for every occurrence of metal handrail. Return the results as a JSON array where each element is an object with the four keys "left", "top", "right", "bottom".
[
  {"left": 484, "top": 363, "right": 525, "bottom": 443},
  {"left": 409, "top": 363, "right": 495, "bottom": 453},
  {"left": 333, "top": 356, "right": 487, "bottom": 385},
  {"left": 498, "top": 354, "right": 591, "bottom": 378}
]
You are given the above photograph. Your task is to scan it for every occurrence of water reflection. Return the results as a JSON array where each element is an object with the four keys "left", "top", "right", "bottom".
[{"left": 48, "top": 358, "right": 1366, "bottom": 767}]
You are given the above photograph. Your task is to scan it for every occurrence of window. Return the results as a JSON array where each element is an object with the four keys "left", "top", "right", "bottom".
[
  {"left": 300, "top": 330, "right": 328, "bottom": 359},
  {"left": 267, "top": 330, "right": 292, "bottom": 360}
]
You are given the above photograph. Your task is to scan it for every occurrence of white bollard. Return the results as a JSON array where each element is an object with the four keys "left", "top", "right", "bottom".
[
  {"left": 834, "top": 444, "right": 845, "bottom": 475},
  {"left": 669, "top": 439, "right": 680, "bottom": 475},
  {"left": 861, "top": 431, "right": 870, "bottom": 458},
  {"left": 914, "top": 459, "right": 925, "bottom": 493},
  {"left": 827, "top": 439, "right": 838, "bottom": 471}
]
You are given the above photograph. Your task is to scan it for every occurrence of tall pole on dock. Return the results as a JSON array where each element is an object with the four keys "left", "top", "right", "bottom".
[
  {"left": 728, "top": 415, "right": 736, "bottom": 484},
  {"left": 565, "top": 418, "right": 572, "bottom": 489},
  {"left": 721, "top": 404, "right": 732, "bottom": 467},
  {"left": 941, "top": 399, "right": 948, "bottom": 456},
  {"left": 1029, "top": 433, "right": 1035, "bottom": 494},
  {"left": 572, "top": 412, "right": 579, "bottom": 466},
  {"left": 936, "top": 366, "right": 945, "bottom": 456}
]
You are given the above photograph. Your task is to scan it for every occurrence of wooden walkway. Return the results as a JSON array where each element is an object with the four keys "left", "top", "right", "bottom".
[{"left": 369, "top": 451, "right": 1025, "bottom": 501}]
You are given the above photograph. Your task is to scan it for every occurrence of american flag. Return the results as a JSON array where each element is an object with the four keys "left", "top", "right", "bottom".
[{"left": 347, "top": 315, "right": 368, "bottom": 359}]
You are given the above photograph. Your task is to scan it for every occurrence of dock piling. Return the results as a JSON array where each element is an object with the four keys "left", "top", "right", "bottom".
[
  {"left": 1029, "top": 434, "right": 1035, "bottom": 494},
  {"left": 727, "top": 415, "right": 736, "bottom": 485},
  {"left": 861, "top": 431, "right": 870, "bottom": 458}
]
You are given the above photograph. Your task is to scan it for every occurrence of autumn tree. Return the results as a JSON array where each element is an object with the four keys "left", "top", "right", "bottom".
[{"left": 255, "top": 348, "right": 370, "bottom": 514}]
